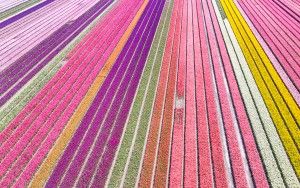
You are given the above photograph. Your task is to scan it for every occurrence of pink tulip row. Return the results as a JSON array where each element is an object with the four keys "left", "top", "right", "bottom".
[
  {"left": 169, "top": 0, "right": 268, "bottom": 186},
  {"left": 238, "top": 0, "right": 300, "bottom": 91},
  {"left": 0, "top": 0, "right": 98, "bottom": 70},
  {"left": 0, "top": 0, "right": 144, "bottom": 186},
  {"left": 0, "top": 0, "right": 29, "bottom": 13}
]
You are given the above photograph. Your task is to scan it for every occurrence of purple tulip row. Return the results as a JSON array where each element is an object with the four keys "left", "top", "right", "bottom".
[
  {"left": 0, "top": 0, "right": 55, "bottom": 29},
  {"left": 46, "top": 0, "right": 165, "bottom": 187},
  {"left": 0, "top": 0, "right": 113, "bottom": 106}
]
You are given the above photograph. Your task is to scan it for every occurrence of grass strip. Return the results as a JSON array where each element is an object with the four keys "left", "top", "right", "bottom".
[
  {"left": 152, "top": 0, "right": 180, "bottom": 185},
  {"left": 0, "top": 0, "right": 42, "bottom": 21},
  {"left": 106, "top": 0, "right": 173, "bottom": 187},
  {"left": 123, "top": 1, "right": 172, "bottom": 187},
  {"left": 29, "top": 1, "right": 149, "bottom": 186},
  {"left": 0, "top": 0, "right": 114, "bottom": 129}
]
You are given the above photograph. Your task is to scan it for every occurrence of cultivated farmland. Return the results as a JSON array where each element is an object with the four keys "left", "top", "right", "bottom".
[{"left": 0, "top": 0, "right": 299, "bottom": 187}]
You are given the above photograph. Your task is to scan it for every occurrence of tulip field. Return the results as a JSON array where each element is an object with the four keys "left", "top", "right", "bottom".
[{"left": 0, "top": 0, "right": 299, "bottom": 187}]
